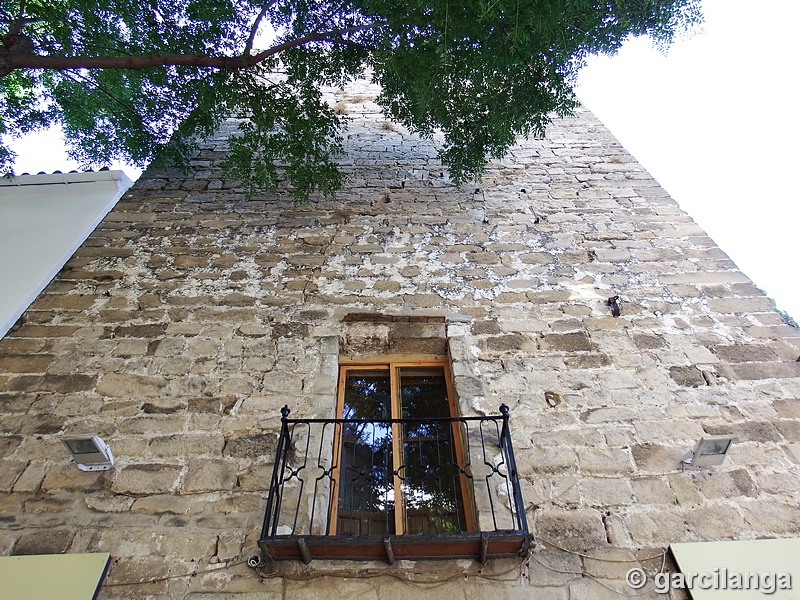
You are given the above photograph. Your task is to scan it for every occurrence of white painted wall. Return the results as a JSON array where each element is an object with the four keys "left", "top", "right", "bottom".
[{"left": 0, "top": 171, "right": 133, "bottom": 339}]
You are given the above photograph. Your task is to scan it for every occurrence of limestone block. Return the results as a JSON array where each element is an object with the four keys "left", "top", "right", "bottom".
[
  {"left": 668, "top": 366, "right": 706, "bottom": 387},
  {"left": 596, "top": 370, "right": 639, "bottom": 390},
  {"left": 593, "top": 248, "right": 631, "bottom": 262},
  {"left": 220, "top": 292, "right": 257, "bottom": 307},
  {"left": 30, "top": 293, "right": 98, "bottom": 311},
  {"left": 784, "top": 443, "right": 800, "bottom": 466},
  {"left": 12, "top": 373, "right": 97, "bottom": 393},
  {"left": 625, "top": 511, "right": 688, "bottom": 547},
  {"left": 708, "top": 297, "right": 775, "bottom": 314},
  {"left": 174, "top": 255, "right": 210, "bottom": 268},
  {"left": 237, "top": 464, "right": 274, "bottom": 492},
  {"left": 633, "top": 421, "right": 705, "bottom": 444},
  {"left": 182, "top": 459, "right": 238, "bottom": 493},
  {"left": 97, "top": 373, "right": 167, "bottom": 397},
  {"left": 526, "top": 550, "right": 582, "bottom": 586},
  {"left": 284, "top": 576, "right": 380, "bottom": 599},
  {"left": 41, "top": 464, "right": 110, "bottom": 492},
  {"left": 728, "top": 362, "right": 800, "bottom": 381},
  {"left": 112, "top": 339, "right": 151, "bottom": 357},
  {"left": 535, "top": 508, "right": 607, "bottom": 551},
  {"left": 631, "top": 444, "right": 686, "bottom": 472},
  {"left": 576, "top": 448, "right": 634, "bottom": 476},
  {"left": 711, "top": 344, "right": 779, "bottom": 363},
  {"left": 694, "top": 469, "right": 758, "bottom": 500},
  {"left": 568, "top": 578, "right": 640, "bottom": 600},
  {"left": 12, "top": 528, "right": 74, "bottom": 555},
  {"left": 210, "top": 493, "right": 263, "bottom": 516},
  {"left": 148, "top": 433, "right": 225, "bottom": 457},
  {"left": 0, "top": 460, "right": 26, "bottom": 491},
  {"left": 602, "top": 513, "right": 630, "bottom": 548},
  {"left": 113, "top": 323, "right": 168, "bottom": 338},
  {"left": 157, "top": 529, "right": 218, "bottom": 558},
  {"left": 0, "top": 394, "right": 36, "bottom": 415},
  {"left": 516, "top": 445, "right": 577, "bottom": 475},
  {"left": 739, "top": 500, "right": 800, "bottom": 537},
  {"left": 683, "top": 504, "right": 748, "bottom": 539},
  {"left": 104, "top": 555, "right": 172, "bottom": 596},
  {"left": 113, "top": 463, "right": 182, "bottom": 495},
  {"left": 705, "top": 421, "right": 781, "bottom": 443},
  {"left": 84, "top": 495, "right": 135, "bottom": 513},
  {"left": 6, "top": 324, "right": 80, "bottom": 338},
  {"left": 581, "top": 478, "right": 633, "bottom": 506},
  {"left": 631, "top": 478, "right": 677, "bottom": 505},
  {"left": 631, "top": 334, "right": 666, "bottom": 350},
  {"left": 220, "top": 377, "right": 257, "bottom": 395},
  {"left": 540, "top": 332, "right": 594, "bottom": 352},
  {"left": 224, "top": 435, "right": 276, "bottom": 459},
  {"left": 403, "top": 293, "right": 443, "bottom": 307},
  {"left": 11, "top": 461, "right": 46, "bottom": 492},
  {"left": 262, "top": 371, "right": 305, "bottom": 394},
  {"left": 0, "top": 354, "right": 55, "bottom": 373},
  {"left": 187, "top": 338, "right": 223, "bottom": 358},
  {"left": 186, "top": 587, "right": 283, "bottom": 599},
  {"left": 772, "top": 400, "right": 800, "bottom": 419},
  {"left": 581, "top": 548, "right": 640, "bottom": 580},
  {"left": 131, "top": 494, "right": 201, "bottom": 515},
  {"left": 116, "top": 415, "right": 187, "bottom": 435},
  {"left": 0, "top": 532, "right": 15, "bottom": 555},
  {"left": 482, "top": 334, "right": 536, "bottom": 353}
]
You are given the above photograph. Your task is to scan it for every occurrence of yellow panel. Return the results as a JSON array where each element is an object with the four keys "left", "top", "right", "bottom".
[
  {"left": 0, "top": 553, "right": 110, "bottom": 600},
  {"left": 670, "top": 538, "right": 798, "bottom": 599}
]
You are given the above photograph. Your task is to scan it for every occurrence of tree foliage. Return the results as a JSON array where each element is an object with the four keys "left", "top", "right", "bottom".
[{"left": 1, "top": 0, "right": 701, "bottom": 200}]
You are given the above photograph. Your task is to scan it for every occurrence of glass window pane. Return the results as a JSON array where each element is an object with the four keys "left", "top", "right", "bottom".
[
  {"left": 398, "top": 366, "right": 467, "bottom": 534},
  {"left": 337, "top": 369, "right": 395, "bottom": 535}
]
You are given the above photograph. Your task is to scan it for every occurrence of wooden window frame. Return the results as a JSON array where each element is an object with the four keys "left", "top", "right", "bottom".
[{"left": 330, "top": 358, "right": 475, "bottom": 536}]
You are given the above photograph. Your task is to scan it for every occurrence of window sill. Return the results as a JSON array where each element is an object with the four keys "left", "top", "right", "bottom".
[{"left": 258, "top": 531, "right": 532, "bottom": 564}]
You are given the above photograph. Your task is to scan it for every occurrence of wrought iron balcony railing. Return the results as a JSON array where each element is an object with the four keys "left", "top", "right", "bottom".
[{"left": 259, "top": 404, "right": 531, "bottom": 564}]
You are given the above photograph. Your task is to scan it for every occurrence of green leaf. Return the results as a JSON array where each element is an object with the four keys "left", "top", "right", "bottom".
[{"left": 1, "top": 0, "right": 701, "bottom": 197}]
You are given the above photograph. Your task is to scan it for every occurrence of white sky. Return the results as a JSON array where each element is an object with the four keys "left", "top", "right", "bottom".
[
  {"left": 5, "top": 0, "right": 798, "bottom": 321},
  {"left": 8, "top": 130, "right": 141, "bottom": 179},
  {"left": 576, "top": 0, "right": 799, "bottom": 322}
]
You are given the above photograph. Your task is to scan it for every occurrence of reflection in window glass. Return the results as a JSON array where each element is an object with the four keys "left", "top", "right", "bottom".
[
  {"left": 337, "top": 369, "right": 395, "bottom": 535},
  {"left": 399, "top": 367, "right": 467, "bottom": 534},
  {"left": 334, "top": 364, "right": 470, "bottom": 536}
]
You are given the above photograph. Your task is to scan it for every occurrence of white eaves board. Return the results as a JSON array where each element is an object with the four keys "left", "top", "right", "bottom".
[{"left": 0, "top": 171, "right": 133, "bottom": 339}]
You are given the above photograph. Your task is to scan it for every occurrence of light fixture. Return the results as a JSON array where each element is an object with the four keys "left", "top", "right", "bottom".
[
  {"left": 681, "top": 434, "right": 734, "bottom": 467},
  {"left": 62, "top": 434, "right": 115, "bottom": 471}
]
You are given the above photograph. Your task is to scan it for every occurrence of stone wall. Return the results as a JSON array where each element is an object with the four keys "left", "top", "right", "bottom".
[{"left": 1, "top": 79, "right": 800, "bottom": 599}]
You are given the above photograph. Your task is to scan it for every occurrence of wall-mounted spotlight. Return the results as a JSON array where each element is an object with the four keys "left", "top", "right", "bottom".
[
  {"left": 681, "top": 434, "right": 734, "bottom": 468},
  {"left": 62, "top": 434, "right": 115, "bottom": 471}
]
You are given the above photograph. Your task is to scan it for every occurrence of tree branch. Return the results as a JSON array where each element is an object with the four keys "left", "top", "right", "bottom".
[
  {"left": 319, "top": 36, "right": 377, "bottom": 52},
  {"left": 2, "top": 52, "right": 246, "bottom": 72},
  {"left": 1, "top": 22, "right": 382, "bottom": 75},
  {"left": 242, "top": 0, "right": 278, "bottom": 60},
  {"left": 247, "top": 23, "right": 379, "bottom": 64}
]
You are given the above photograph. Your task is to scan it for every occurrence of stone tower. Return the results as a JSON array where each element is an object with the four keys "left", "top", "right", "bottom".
[{"left": 1, "top": 79, "right": 799, "bottom": 598}]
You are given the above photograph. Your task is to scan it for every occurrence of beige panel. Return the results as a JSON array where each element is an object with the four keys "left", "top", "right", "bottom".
[
  {"left": 670, "top": 539, "right": 798, "bottom": 599},
  {"left": 0, "top": 553, "right": 110, "bottom": 600}
]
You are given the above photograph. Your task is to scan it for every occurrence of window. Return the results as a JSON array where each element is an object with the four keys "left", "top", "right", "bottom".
[
  {"left": 258, "top": 356, "right": 531, "bottom": 563},
  {"left": 331, "top": 361, "right": 475, "bottom": 536}
]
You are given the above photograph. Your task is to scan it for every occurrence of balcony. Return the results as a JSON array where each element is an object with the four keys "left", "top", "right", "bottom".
[{"left": 258, "top": 404, "right": 531, "bottom": 564}]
